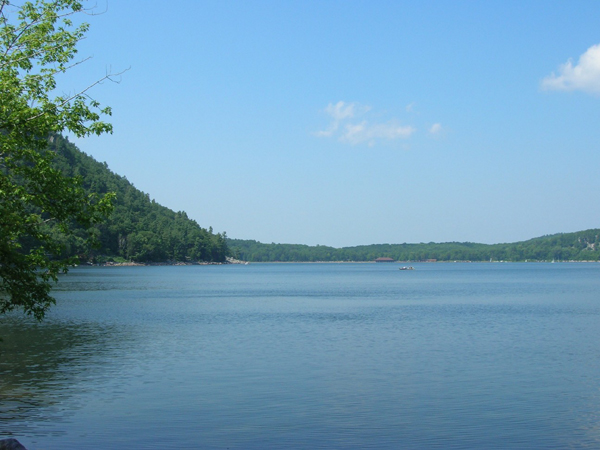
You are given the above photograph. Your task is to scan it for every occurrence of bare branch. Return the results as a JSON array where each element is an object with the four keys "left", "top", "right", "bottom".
[
  {"left": 81, "top": 2, "right": 109, "bottom": 17},
  {"left": 25, "top": 66, "right": 130, "bottom": 123}
]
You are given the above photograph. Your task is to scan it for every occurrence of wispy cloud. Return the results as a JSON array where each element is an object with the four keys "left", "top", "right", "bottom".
[
  {"left": 314, "top": 101, "right": 370, "bottom": 137},
  {"left": 429, "top": 123, "right": 442, "bottom": 135},
  {"left": 341, "top": 121, "right": 415, "bottom": 146},
  {"left": 315, "top": 101, "right": 415, "bottom": 146},
  {"left": 541, "top": 43, "right": 600, "bottom": 94}
]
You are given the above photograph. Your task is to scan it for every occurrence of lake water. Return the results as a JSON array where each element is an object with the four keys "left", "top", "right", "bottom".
[{"left": 1, "top": 262, "right": 600, "bottom": 449}]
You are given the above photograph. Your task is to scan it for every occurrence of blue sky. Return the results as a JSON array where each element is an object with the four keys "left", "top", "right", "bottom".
[{"left": 65, "top": 0, "right": 600, "bottom": 247}]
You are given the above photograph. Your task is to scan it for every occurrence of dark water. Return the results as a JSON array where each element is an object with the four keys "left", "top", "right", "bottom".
[{"left": 1, "top": 263, "right": 599, "bottom": 449}]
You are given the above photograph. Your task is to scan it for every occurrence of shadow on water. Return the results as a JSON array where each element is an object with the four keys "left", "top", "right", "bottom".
[{"left": 0, "top": 315, "right": 131, "bottom": 438}]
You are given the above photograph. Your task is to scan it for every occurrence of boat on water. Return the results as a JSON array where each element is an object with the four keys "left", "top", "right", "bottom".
[{"left": 399, "top": 266, "right": 414, "bottom": 270}]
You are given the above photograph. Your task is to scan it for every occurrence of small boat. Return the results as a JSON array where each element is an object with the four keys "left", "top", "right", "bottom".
[{"left": 399, "top": 266, "right": 414, "bottom": 270}]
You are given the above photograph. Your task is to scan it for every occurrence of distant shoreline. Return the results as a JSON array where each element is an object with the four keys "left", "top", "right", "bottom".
[
  {"left": 244, "top": 260, "right": 600, "bottom": 264},
  {"left": 86, "top": 257, "right": 248, "bottom": 267},
  {"left": 84, "top": 259, "right": 600, "bottom": 267}
]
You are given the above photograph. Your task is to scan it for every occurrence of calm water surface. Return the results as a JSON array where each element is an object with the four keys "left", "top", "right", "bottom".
[{"left": 1, "top": 263, "right": 599, "bottom": 449}]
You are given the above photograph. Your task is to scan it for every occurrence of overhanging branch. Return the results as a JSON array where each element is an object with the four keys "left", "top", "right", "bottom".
[{"left": 25, "top": 66, "right": 130, "bottom": 124}]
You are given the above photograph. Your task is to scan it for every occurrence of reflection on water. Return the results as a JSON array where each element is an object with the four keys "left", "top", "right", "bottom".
[
  {"left": 0, "top": 316, "right": 131, "bottom": 438},
  {"left": 0, "top": 263, "right": 600, "bottom": 449}
]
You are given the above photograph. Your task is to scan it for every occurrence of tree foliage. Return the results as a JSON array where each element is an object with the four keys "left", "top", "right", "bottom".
[{"left": 1, "top": 0, "right": 115, "bottom": 320}]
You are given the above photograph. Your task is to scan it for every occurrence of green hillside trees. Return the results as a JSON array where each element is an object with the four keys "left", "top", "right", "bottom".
[{"left": 49, "top": 135, "right": 230, "bottom": 264}]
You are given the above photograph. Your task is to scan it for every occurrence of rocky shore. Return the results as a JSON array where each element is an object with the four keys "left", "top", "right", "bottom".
[{"left": 0, "top": 439, "right": 27, "bottom": 450}]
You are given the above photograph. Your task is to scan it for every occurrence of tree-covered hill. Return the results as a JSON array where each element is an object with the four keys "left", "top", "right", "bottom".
[
  {"left": 48, "top": 135, "right": 229, "bottom": 263},
  {"left": 228, "top": 229, "right": 600, "bottom": 262}
]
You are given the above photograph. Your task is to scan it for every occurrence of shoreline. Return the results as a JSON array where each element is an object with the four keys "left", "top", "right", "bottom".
[
  {"left": 87, "top": 259, "right": 600, "bottom": 267},
  {"left": 88, "top": 257, "right": 249, "bottom": 267}
]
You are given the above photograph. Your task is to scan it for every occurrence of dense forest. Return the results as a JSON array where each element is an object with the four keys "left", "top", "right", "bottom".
[
  {"left": 47, "top": 135, "right": 229, "bottom": 263},
  {"left": 228, "top": 229, "right": 600, "bottom": 262}
]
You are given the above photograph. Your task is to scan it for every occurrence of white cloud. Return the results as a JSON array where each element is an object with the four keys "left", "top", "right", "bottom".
[
  {"left": 406, "top": 102, "right": 416, "bottom": 113},
  {"left": 325, "top": 101, "right": 359, "bottom": 121},
  {"left": 341, "top": 121, "right": 415, "bottom": 146},
  {"left": 541, "top": 43, "right": 600, "bottom": 94},
  {"left": 429, "top": 123, "right": 442, "bottom": 135},
  {"left": 315, "top": 101, "right": 415, "bottom": 146},
  {"left": 314, "top": 101, "right": 371, "bottom": 137}
]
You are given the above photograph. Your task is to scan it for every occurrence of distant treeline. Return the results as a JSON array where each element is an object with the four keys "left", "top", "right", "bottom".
[
  {"left": 228, "top": 230, "right": 600, "bottom": 262},
  {"left": 47, "top": 135, "right": 229, "bottom": 263}
]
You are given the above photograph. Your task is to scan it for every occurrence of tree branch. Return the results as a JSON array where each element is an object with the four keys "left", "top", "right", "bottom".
[
  {"left": 1, "top": 2, "right": 84, "bottom": 60},
  {"left": 25, "top": 66, "right": 130, "bottom": 123},
  {"left": 0, "top": 35, "right": 87, "bottom": 69}
]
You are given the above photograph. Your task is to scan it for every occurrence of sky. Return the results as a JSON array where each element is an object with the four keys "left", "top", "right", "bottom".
[{"left": 59, "top": 0, "right": 600, "bottom": 248}]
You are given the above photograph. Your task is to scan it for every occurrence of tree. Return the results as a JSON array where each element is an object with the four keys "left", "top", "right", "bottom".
[{"left": 1, "top": 0, "right": 118, "bottom": 320}]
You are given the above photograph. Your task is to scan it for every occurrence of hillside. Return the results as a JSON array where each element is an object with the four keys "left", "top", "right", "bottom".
[
  {"left": 228, "top": 229, "right": 600, "bottom": 262},
  {"left": 48, "top": 135, "right": 229, "bottom": 263}
]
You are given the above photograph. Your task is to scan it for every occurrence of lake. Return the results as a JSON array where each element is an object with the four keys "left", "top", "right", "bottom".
[{"left": 1, "top": 262, "right": 600, "bottom": 449}]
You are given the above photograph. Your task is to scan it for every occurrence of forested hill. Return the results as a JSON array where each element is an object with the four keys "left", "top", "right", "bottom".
[
  {"left": 228, "top": 229, "right": 600, "bottom": 262},
  {"left": 49, "top": 135, "right": 229, "bottom": 263}
]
